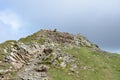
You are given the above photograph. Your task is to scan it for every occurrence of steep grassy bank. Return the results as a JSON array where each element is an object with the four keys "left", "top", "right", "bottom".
[
  {"left": 49, "top": 47, "right": 120, "bottom": 80},
  {"left": 0, "top": 29, "right": 120, "bottom": 80}
]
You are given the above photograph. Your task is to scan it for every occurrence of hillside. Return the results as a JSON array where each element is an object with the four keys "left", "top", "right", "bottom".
[{"left": 0, "top": 29, "right": 120, "bottom": 80}]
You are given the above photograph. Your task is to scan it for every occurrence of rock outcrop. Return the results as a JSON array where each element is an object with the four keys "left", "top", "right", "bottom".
[{"left": 0, "top": 29, "right": 104, "bottom": 80}]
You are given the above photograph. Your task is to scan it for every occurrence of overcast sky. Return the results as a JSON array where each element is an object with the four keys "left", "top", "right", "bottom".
[{"left": 0, "top": 0, "right": 120, "bottom": 53}]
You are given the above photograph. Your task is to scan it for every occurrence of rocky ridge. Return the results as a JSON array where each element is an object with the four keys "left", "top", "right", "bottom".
[{"left": 0, "top": 29, "right": 119, "bottom": 80}]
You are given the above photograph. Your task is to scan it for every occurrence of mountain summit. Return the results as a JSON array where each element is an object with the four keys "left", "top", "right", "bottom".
[{"left": 0, "top": 29, "right": 120, "bottom": 80}]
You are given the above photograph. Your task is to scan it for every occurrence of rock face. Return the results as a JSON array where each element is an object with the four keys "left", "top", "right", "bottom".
[{"left": 0, "top": 29, "right": 101, "bottom": 80}]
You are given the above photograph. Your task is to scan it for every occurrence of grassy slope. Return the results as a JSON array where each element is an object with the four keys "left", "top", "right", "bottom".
[
  {"left": 49, "top": 47, "right": 120, "bottom": 80},
  {"left": 0, "top": 30, "right": 120, "bottom": 80},
  {"left": 0, "top": 40, "right": 16, "bottom": 69}
]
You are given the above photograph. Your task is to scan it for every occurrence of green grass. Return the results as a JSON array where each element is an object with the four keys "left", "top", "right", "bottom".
[
  {"left": 67, "top": 47, "right": 120, "bottom": 80},
  {"left": 0, "top": 40, "right": 17, "bottom": 53},
  {"left": 0, "top": 30, "right": 120, "bottom": 80},
  {"left": 49, "top": 67, "right": 77, "bottom": 80},
  {"left": 49, "top": 47, "right": 120, "bottom": 80},
  {"left": 18, "top": 31, "right": 46, "bottom": 44}
]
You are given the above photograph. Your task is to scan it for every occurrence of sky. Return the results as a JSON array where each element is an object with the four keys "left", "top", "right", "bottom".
[{"left": 0, "top": 0, "right": 120, "bottom": 53}]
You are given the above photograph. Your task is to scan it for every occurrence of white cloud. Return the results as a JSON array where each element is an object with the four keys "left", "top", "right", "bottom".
[
  {"left": 111, "top": 49, "right": 120, "bottom": 54},
  {"left": 105, "top": 49, "right": 120, "bottom": 54},
  {"left": 0, "top": 9, "right": 21, "bottom": 30}
]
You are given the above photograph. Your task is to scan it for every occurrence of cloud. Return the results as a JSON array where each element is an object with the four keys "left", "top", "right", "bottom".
[
  {"left": 0, "top": 9, "right": 25, "bottom": 43},
  {"left": 0, "top": 0, "right": 120, "bottom": 53},
  {"left": 0, "top": 9, "right": 21, "bottom": 31},
  {"left": 105, "top": 48, "right": 120, "bottom": 54}
]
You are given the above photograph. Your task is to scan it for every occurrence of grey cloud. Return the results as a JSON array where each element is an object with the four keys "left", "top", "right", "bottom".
[{"left": 0, "top": 0, "right": 120, "bottom": 52}]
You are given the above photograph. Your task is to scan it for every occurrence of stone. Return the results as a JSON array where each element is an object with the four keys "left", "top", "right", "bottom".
[
  {"left": 60, "top": 62, "right": 66, "bottom": 68},
  {"left": 3, "top": 49, "right": 7, "bottom": 53},
  {"left": 43, "top": 48, "right": 53, "bottom": 55},
  {"left": 11, "top": 61, "right": 24, "bottom": 69},
  {"left": 34, "top": 65, "right": 47, "bottom": 72},
  {"left": 3, "top": 56, "right": 10, "bottom": 62},
  {"left": 0, "top": 74, "right": 4, "bottom": 80},
  {"left": 53, "top": 29, "right": 57, "bottom": 32}
]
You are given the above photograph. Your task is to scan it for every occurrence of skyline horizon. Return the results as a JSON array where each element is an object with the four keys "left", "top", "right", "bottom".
[
  {"left": 0, "top": 0, "right": 120, "bottom": 54},
  {"left": 0, "top": 28, "right": 120, "bottom": 54}
]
